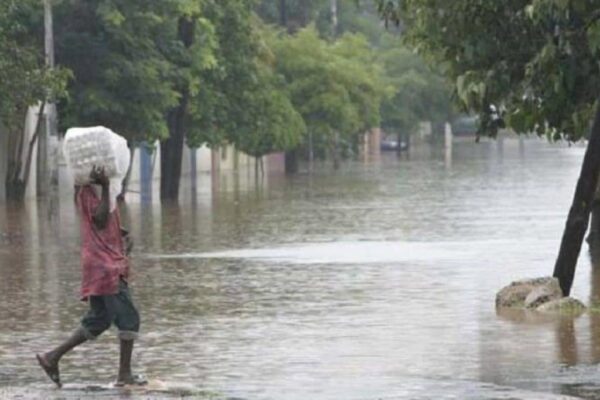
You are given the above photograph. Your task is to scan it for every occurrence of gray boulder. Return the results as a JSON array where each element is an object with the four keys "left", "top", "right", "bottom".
[
  {"left": 536, "top": 297, "right": 586, "bottom": 314},
  {"left": 524, "top": 281, "right": 563, "bottom": 309},
  {"left": 496, "top": 276, "right": 561, "bottom": 308}
]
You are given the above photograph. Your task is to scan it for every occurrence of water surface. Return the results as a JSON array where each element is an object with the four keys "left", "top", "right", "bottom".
[{"left": 0, "top": 138, "right": 597, "bottom": 399}]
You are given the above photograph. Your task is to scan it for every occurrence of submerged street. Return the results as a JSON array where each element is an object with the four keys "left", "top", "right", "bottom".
[{"left": 0, "top": 138, "right": 598, "bottom": 399}]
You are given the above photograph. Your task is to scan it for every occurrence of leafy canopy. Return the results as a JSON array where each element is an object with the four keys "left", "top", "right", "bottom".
[
  {"left": 54, "top": 0, "right": 217, "bottom": 143},
  {"left": 0, "top": 0, "right": 69, "bottom": 134},
  {"left": 376, "top": 0, "right": 600, "bottom": 140},
  {"left": 271, "top": 25, "right": 383, "bottom": 147}
]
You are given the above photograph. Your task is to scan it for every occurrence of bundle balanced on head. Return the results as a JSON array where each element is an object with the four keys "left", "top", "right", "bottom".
[{"left": 36, "top": 126, "right": 146, "bottom": 387}]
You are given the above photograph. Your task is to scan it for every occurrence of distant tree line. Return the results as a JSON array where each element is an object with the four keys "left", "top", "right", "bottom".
[{"left": 0, "top": 0, "right": 453, "bottom": 202}]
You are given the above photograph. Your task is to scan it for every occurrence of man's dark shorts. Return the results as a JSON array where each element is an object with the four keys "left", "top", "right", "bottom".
[{"left": 81, "top": 279, "right": 140, "bottom": 341}]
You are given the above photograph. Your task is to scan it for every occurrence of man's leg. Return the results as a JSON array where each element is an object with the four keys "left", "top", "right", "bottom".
[
  {"left": 36, "top": 328, "right": 87, "bottom": 387},
  {"left": 36, "top": 296, "right": 111, "bottom": 387},
  {"left": 105, "top": 279, "right": 145, "bottom": 385},
  {"left": 117, "top": 338, "right": 137, "bottom": 384}
]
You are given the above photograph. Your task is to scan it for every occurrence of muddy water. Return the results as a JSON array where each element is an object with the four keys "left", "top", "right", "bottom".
[{"left": 0, "top": 138, "right": 599, "bottom": 399}]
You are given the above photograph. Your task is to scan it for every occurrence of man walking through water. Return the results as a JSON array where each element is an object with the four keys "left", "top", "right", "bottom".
[{"left": 36, "top": 166, "right": 146, "bottom": 387}]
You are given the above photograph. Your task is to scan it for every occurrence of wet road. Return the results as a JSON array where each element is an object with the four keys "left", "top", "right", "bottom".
[{"left": 0, "top": 137, "right": 599, "bottom": 399}]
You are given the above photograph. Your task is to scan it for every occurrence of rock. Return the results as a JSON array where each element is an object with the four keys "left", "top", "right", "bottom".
[
  {"left": 496, "top": 276, "right": 561, "bottom": 308},
  {"left": 536, "top": 297, "right": 586, "bottom": 314},
  {"left": 524, "top": 282, "right": 563, "bottom": 309}
]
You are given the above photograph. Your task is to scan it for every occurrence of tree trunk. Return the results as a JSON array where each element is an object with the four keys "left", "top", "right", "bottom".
[
  {"left": 553, "top": 99, "right": 600, "bottom": 295},
  {"left": 279, "top": 0, "right": 287, "bottom": 27},
  {"left": 285, "top": 149, "right": 298, "bottom": 174},
  {"left": 260, "top": 157, "right": 264, "bottom": 176},
  {"left": 160, "top": 17, "right": 194, "bottom": 202},
  {"left": 160, "top": 95, "right": 188, "bottom": 201},
  {"left": 332, "top": 131, "right": 340, "bottom": 170}
]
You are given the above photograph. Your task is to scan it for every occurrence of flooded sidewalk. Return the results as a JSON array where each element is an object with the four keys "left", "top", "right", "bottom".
[
  {"left": 0, "top": 380, "right": 586, "bottom": 400},
  {"left": 0, "top": 381, "right": 213, "bottom": 399},
  {"left": 2, "top": 139, "right": 600, "bottom": 399}
]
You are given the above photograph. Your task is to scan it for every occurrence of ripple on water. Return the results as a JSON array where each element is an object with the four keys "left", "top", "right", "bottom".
[{"left": 0, "top": 139, "right": 596, "bottom": 399}]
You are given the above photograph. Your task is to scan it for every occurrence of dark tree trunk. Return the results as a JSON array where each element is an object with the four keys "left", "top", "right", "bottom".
[
  {"left": 332, "top": 133, "right": 340, "bottom": 170},
  {"left": 279, "top": 0, "right": 287, "bottom": 27},
  {"left": 285, "top": 150, "right": 298, "bottom": 174},
  {"left": 161, "top": 93, "right": 188, "bottom": 201},
  {"left": 160, "top": 17, "right": 194, "bottom": 202},
  {"left": 553, "top": 100, "right": 600, "bottom": 295},
  {"left": 280, "top": 0, "right": 299, "bottom": 173},
  {"left": 396, "top": 132, "right": 406, "bottom": 154}
]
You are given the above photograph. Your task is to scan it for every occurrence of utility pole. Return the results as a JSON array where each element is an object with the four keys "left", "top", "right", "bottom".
[{"left": 40, "top": 0, "right": 59, "bottom": 205}]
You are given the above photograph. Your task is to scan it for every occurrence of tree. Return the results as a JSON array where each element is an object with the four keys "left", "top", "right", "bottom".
[
  {"left": 271, "top": 26, "right": 383, "bottom": 168},
  {"left": 0, "top": 0, "right": 69, "bottom": 202},
  {"left": 235, "top": 69, "right": 306, "bottom": 175},
  {"left": 54, "top": 0, "right": 220, "bottom": 202},
  {"left": 378, "top": 34, "right": 452, "bottom": 144},
  {"left": 54, "top": 0, "right": 182, "bottom": 143},
  {"left": 159, "top": 1, "right": 214, "bottom": 202},
  {"left": 375, "top": 0, "right": 599, "bottom": 140},
  {"left": 257, "top": 0, "right": 332, "bottom": 173},
  {"left": 233, "top": 24, "right": 306, "bottom": 169},
  {"left": 374, "top": 0, "right": 600, "bottom": 295},
  {"left": 256, "top": 0, "right": 329, "bottom": 32},
  {"left": 186, "top": 1, "right": 258, "bottom": 150}
]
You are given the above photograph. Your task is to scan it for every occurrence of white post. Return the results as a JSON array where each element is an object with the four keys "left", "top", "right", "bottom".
[
  {"left": 330, "top": 0, "right": 338, "bottom": 37},
  {"left": 47, "top": 0, "right": 60, "bottom": 213},
  {"left": 41, "top": 0, "right": 59, "bottom": 204},
  {"left": 444, "top": 122, "right": 453, "bottom": 168}
]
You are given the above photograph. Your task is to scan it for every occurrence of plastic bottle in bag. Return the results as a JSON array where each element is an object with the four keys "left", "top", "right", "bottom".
[{"left": 63, "top": 126, "right": 130, "bottom": 210}]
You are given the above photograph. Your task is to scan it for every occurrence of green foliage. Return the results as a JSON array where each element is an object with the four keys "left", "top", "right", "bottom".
[
  {"left": 256, "top": 0, "right": 329, "bottom": 31},
  {"left": 235, "top": 65, "right": 306, "bottom": 158},
  {"left": 53, "top": 0, "right": 305, "bottom": 186},
  {"left": 375, "top": 0, "right": 600, "bottom": 141},
  {"left": 0, "top": 0, "right": 70, "bottom": 199},
  {"left": 184, "top": 4, "right": 306, "bottom": 158},
  {"left": 378, "top": 34, "right": 452, "bottom": 135},
  {"left": 270, "top": 25, "right": 383, "bottom": 156},
  {"left": 54, "top": 0, "right": 214, "bottom": 143},
  {"left": 186, "top": 0, "right": 257, "bottom": 148},
  {"left": 0, "top": 0, "right": 69, "bottom": 135}
]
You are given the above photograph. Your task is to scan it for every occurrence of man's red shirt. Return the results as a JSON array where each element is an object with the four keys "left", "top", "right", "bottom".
[{"left": 76, "top": 185, "right": 129, "bottom": 300}]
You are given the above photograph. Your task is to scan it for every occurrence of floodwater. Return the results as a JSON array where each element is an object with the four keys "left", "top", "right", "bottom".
[{"left": 1, "top": 137, "right": 599, "bottom": 399}]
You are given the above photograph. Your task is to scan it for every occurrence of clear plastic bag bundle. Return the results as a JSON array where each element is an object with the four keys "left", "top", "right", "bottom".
[{"left": 63, "top": 126, "right": 130, "bottom": 210}]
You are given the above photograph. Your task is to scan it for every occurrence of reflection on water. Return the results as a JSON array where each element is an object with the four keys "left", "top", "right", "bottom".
[{"left": 2, "top": 138, "right": 600, "bottom": 399}]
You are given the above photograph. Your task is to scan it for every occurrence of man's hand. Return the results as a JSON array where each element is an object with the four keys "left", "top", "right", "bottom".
[{"left": 90, "top": 165, "right": 109, "bottom": 187}]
